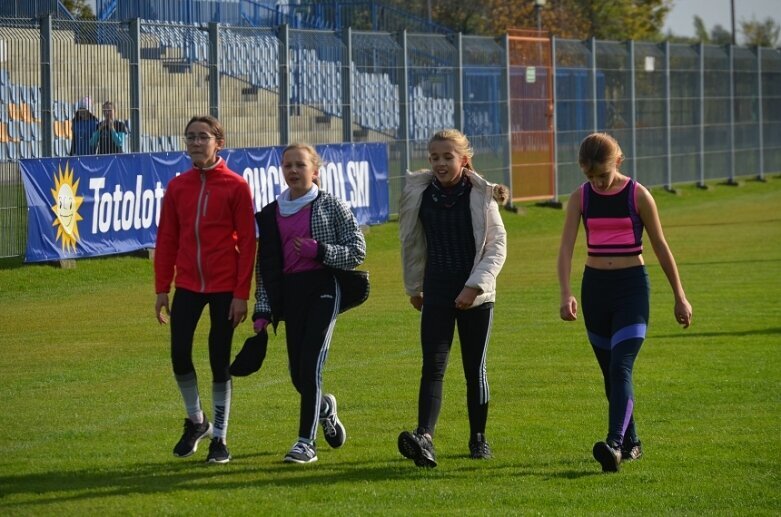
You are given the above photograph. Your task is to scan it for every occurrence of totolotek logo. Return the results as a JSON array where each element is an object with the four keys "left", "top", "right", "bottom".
[{"left": 88, "top": 175, "right": 166, "bottom": 234}]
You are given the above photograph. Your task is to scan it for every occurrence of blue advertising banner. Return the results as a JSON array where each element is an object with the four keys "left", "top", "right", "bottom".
[{"left": 21, "top": 143, "right": 389, "bottom": 263}]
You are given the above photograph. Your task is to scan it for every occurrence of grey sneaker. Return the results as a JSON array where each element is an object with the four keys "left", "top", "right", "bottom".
[
  {"left": 593, "top": 441, "right": 621, "bottom": 472},
  {"left": 398, "top": 430, "right": 437, "bottom": 468},
  {"left": 206, "top": 438, "right": 231, "bottom": 464},
  {"left": 469, "top": 433, "right": 493, "bottom": 459},
  {"left": 284, "top": 441, "right": 318, "bottom": 464},
  {"left": 173, "top": 418, "right": 212, "bottom": 457},
  {"left": 319, "top": 394, "right": 346, "bottom": 448},
  {"left": 621, "top": 440, "right": 643, "bottom": 461}
]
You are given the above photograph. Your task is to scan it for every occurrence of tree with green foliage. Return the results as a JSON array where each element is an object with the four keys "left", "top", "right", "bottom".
[
  {"left": 62, "top": 0, "right": 95, "bottom": 20},
  {"left": 692, "top": 15, "right": 732, "bottom": 45},
  {"left": 462, "top": 0, "right": 671, "bottom": 39},
  {"left": 740, "top": 17, "right": 780, "bottom": 47}
]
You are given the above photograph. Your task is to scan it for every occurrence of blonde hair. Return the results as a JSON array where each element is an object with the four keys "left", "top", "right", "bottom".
[
  {"left": 578, "top": 132, "right": 623, "bottom": 174},
  {"left": 283, "top": 142, "right": 322, "bottom": 186},
  {"left": 428, "top": 129, "right": 475, "bottom": 171}
]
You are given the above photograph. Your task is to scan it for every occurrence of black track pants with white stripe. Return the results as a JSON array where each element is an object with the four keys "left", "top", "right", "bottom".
[{"left": 417, "top": 302, "right": 494, "bottom": 437}]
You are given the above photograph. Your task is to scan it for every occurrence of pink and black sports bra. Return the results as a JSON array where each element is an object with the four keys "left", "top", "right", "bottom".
[{"left": 580, "top": 179, "right": 644, "bottom": 257}]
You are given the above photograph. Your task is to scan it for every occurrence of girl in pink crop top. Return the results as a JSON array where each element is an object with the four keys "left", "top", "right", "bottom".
[
  {"left": 556, "top": 132, "right": 692, "bottom": 473},
  {"left": 580, "top": 177, "right": 644, "bottom": 256}
]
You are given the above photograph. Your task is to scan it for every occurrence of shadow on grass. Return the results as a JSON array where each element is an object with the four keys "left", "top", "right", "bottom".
[
  {"left": 0, "top": 455, "right": 452, "bottom": 508},
  {"left": 654, "top": 327, "right": 781, "bottom": 339},
  {"left": 0, "top": 453, "right": 604, "bottom": 508}
]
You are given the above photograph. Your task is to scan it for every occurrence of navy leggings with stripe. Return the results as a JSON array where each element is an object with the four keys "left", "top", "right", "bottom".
[
  {"left": 282, "top": 270, "right": 340, "bottom": 442},
  {"left": 417, "top": 302, "right": 494, "bottom": 437},
  {"left": 581, "top": 265, "right": 649, "bottom": 447}
]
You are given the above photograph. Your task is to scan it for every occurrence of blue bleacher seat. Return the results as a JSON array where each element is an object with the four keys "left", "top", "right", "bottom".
[
  {"left": 31, "top": 141, "right": 41, "bottom": 158},
  {"left": 0, "top": 85, "right": 8, "bottom": 103},
  {"left": 54, "top": 138, "right": 68, "bottom": 157},
  {"left": 0, "top": 143, "right": 6, "bottom": 161},
  {"left": 0, "top": 69, "right": 8, "bottom": 85},
  {"left": 7, "top": 120, "right": 20, "bottom": 140},
  {"left": 53, "top": 100, "right": 64, "bottom": 121},
  {"left": 7, "top": 141, "right": 18, "bottom": 161},
  {"left": 19, "top": 141, "right": 31, "bottom": 159},
  {"left": 20, "top": 122, "right": 33, "bottom": 141}
]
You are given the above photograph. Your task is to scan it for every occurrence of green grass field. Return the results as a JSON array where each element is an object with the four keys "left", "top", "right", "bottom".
[{"left": 1, "top": 178, "right": 779, "bottom": 515}]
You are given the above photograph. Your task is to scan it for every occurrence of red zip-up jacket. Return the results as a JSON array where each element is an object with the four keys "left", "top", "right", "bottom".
[{"left": 155, "top": 158, "right": 255, "bottom": 299}]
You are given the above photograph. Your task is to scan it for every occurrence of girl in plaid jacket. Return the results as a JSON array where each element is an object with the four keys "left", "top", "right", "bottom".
[{"left": 253, "top": 143, "right": 366, "bottom": 464}]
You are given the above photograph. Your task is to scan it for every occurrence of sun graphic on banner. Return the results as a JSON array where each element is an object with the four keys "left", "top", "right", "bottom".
[{"left": 50, "top": 163, "right": 84, "bottom": 253}]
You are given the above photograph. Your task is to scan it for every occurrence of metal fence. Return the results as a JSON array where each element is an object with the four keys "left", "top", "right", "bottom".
[{"left": 0, "top": 15, "right": 779, "bottom": 259}]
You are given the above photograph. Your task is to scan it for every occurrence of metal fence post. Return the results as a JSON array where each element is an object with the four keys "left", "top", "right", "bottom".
[
  {"left": 454, "top": 32, "right": 463, "bottom": 131},
  {"left": 756, "top": 46, "right": 765, "bottom": 181},
  {"left": 129, "top": 18, "right": 141, "bottom": 153},
  {"left": 278, "top": 24, "right": 290, "bottom": 146},
  {"left": 551, "top": 35, "right": 559, "bottom": 202},
  {"left": 727, "top": 44, "right": 737, "bottom": 184},
  {"left": 208, "top": 22, "right": 219, "bottom": 120},
  {"left": 501, "top": 33, "right": 512, "bottom": 199},
  {"left": 398, "top": 29, "right": 410, "bottom": 175},
  {"left": 590, "top": 37, "right": 597, "bottom": 132},
  {"left": 627, "top": 39, "right": 637, "bottom": 180},
  {"left": 664, "top": 40, "right": 673, "bottom": 191},
  {"left": 698, "top": 42, "right": 706, "bottom": 188},
  {"left": 341, "top": 26, "right": 353, "bottom": 143},
  {"left": 39, "top": 14, "right": 53, "bottom": 158}
]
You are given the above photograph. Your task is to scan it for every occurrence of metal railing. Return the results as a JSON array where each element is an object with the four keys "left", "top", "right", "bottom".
[{"left": 0, "top": 15, "right": 779, "bottom": 259}]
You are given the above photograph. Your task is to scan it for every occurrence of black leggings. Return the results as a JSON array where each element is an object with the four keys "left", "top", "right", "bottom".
[
  {"left": 170, "top": 288, "right": 234, "bottom": 383},
  {"left": 417, "top": 302, "right": 494, "bottom": 437},
  {"left": 581, "top": 265, "right": 649, "bottom": 447},
  {"left": 282, "top": 270, "right": 340, "bottom": 442}
]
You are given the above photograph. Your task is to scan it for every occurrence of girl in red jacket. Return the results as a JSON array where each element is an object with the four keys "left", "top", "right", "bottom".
[{"left": 154, "top": 116, "right": 255, "bottom": 464}]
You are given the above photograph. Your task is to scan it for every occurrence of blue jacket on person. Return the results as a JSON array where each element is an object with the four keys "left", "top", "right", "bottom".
[{"left": 70, "top": 110, "right": 98, "bottom": 155}]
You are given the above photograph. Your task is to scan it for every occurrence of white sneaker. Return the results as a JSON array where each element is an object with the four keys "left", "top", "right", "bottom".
[{"left": 283, "top": 441, "right": 318, "bottom": 464}]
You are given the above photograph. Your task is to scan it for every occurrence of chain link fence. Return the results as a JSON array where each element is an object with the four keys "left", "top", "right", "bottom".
[{"left": 0, "top": 15, "right": 779, "bottom": 259}]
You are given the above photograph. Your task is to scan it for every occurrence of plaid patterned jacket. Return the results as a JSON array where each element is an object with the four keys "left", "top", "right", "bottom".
[{"left": 252, "top": 191, "right": 366, "bottom": 324}]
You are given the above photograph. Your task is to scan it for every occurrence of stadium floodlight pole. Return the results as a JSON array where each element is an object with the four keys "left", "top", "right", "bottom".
[
  {"left": 731, "top": 0, "right": 736, "bottom": 45},
  {"left": 535, "top": 0, "right": 546, "bottom": 32}
]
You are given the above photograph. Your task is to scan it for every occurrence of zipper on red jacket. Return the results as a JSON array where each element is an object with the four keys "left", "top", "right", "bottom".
[{"left": 195, "top": 171, "right": 208, "bottom": 292}]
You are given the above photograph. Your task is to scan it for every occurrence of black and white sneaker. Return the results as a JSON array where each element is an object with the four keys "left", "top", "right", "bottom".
[
  {"left": 319, "top": 393, "right": 346, "bottom": 448},
  {"left": 621, "top": 440, "right": 643, "bottom": 461},
  {"left": 173, "top": 417, "right": 212, "bottom": 457},
  {"left": 206, "top": 438, "right": 231, "bottom": 464},
  {"left": 284, "top": 441, "right": 318, "bottom": 464},
  {"left": 593, "top": 441, "right": 621, "bottom": 472},
  {"left": 469, "top": 433, "right": 493, "bottom": 459},
  {"left": 398, "top": 430, "right": 437, "bottom": 468}
]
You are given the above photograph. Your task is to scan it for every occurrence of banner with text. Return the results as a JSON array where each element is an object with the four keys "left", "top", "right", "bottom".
[{"left": 21, "top": 143, "right": 389, "bottom": 263}]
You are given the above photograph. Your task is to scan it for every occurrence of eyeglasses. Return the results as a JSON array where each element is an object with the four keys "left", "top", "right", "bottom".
[{"left": 184, "top": 133, "right": 216, "bottom": 144}]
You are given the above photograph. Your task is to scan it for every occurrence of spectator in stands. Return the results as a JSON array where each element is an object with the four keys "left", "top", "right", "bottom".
[
  {"left": 69, "top": 96, "right": 98, "bottom": 156},
  {"left": 154, "top": 115, "right": 255, "bottom": 464},
  {"left": 557, "top": 132, "right": 692, "bottom": 472},
  {"left": 90, "top": 100, "right": 127, "bottom": 154},
  {"left": 397, "top": 129, "right": 508, "bottom": 468},
  {"left": 252, "top": 143, "right": 366, "bottom": 464}
]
